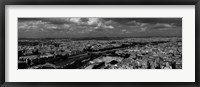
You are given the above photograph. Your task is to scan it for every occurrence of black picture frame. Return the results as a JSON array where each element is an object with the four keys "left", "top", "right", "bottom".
[{"left": 0, "top": 0, "right": 200, "bottom": 87}]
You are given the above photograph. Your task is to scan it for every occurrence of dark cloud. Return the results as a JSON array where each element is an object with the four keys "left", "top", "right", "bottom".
[
  {"left": 18, "top": 18, "right": 182, "bottom": 38},
  {"left": 104, "top": 18, "right": 182, "bottom": 27},
  {"left": 18, "top": 18, "right": 43, "bottom": 22}
]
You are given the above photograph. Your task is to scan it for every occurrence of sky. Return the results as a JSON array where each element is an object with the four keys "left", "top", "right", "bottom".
[{"left": 18, "top": 18, "right": 182, "bottom": 38}]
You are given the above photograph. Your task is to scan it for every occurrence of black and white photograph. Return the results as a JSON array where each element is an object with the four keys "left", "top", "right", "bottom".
[{"left": 18, "top": 18, "right": 182, "bottom": 69}]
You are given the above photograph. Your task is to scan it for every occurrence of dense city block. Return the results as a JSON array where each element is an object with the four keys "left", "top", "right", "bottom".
[{"left": 18, "top": 37, "right": 182, "bottom": 69}]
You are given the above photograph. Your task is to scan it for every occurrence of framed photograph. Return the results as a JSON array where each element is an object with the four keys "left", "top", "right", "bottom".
[{"left": 0, "top": 0, "right": 199, "bottom": 87}]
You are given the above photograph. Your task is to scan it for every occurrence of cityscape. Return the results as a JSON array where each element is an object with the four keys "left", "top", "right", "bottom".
[{"left": 18, "top": 18, "right": 182, "bottom": 69}]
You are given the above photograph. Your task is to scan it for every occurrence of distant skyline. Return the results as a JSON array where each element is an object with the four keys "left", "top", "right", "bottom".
[{"left": 18, "top": 18, "right": 182, "bottom": 38}]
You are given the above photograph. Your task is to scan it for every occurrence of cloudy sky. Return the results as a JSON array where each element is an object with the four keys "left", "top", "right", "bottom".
[{"left": 18, "top": 18, "right": 182, "bottom": 38}]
